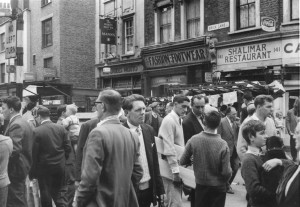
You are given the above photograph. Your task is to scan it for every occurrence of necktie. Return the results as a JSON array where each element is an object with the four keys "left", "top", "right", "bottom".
[
  {"left": 136, "top": 127, "right": 141, "bottom": 136},
  {"left": 179, "top": 118, "right": 182, "bottom": 125}
]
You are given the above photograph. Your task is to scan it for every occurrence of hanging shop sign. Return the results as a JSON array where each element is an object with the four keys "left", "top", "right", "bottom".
[
  {"left": 261, "top": 17, "right": 276, "bottom": 32},
  {"left": 5, "top": 20, "right": 17, "bottom": 59},
  {"left": 100, "top": 18, "right": 116, "bottom": 45},
  {"left": 151, "top": 75, "right": 187, "bottom": 87},
  {"left": 144, "top": 47, "right": 209, "bottom": 69},
  {"left": 101, "top": 64, "right": 143, "bottom": 76}
]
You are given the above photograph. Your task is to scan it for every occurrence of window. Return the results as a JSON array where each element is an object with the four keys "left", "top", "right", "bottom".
[
  {"left": 160, "top": 7, "right": 171, "bottom": 43},
  {"left": 44, "top": 57, "right": 53, "bottom": 68},
  {"left": 0, "top": 64, "right": 5, "bottom": 83},
  {"left": 237, "top": 0, "right": 256, "bottom": 29},
  {"left": 124, "top": 18, "right": 134, "bottom": 52},
  {"left": 42, "top": 18, "right": 52, "bottom": 48},
  {"left": 186, "top": 0, "right": 200, "bottom": 38},
  {"left": 0, "top": 33, "right": 5, "bottom": 51},
  {"left": 291, "top": 0, "right": 299, "bottom": 20},
  {"left": 42, "top": 0, "right": 52, "bottom": 7},
  {"left": 33, "top": 55, "right": 36, "bottom": 65}
]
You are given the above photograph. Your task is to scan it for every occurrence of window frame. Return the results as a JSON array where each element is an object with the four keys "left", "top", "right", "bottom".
[
  {"left": 159, "top": 6, "right": 172, "bottom": 44},
  {"left": 0, "top": 33, "right": 5, "bottom": 51},
  {"left": 236, "top": 0, "right": 256, "bottom": 30},
  {"left": 43, "top": 57, "right": 53, "bottom": 68},
  {"left": 185, "top": 0, "right": 201, "bottom": 39},
  {"left": 0, "top": 63, "right": 5, "bottom": 83},
  {"left": 290, "top": 0, "right": 299, "bottom": 21},
  {"left": 124, "top": 17, "right": 134, "bottom": 53},
  {"left": 42, "top": 18, "right": 53, "bottom": 48},
  {"left": 41, "top": 0, "right": 52, "bottom": 7}
]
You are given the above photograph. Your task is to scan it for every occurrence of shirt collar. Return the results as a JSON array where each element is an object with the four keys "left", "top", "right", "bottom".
[
  {"left": 127, "top": 120, "right": 140, "bottom": 131},
  {"left": 97, "top": 115, "right": 119, "bottom": 127},
  {"left": 10, "top": 113, "right": 21, "bottom": 123},
  {"left": 246, "top": 146, "right": 261, "bottom": 156}
]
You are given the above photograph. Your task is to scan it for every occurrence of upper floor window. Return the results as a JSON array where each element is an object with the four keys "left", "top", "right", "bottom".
[
  {"left": 0, "top": 33, "right": 5, "bottom": 51},
  {"left": 186, "top": 0, "right": 200, "bottom": 38},
  {"left": 44, "top": 57, "right": 53, "bottom": 68},
  {"left": 42, "top": 0, "right": 52, "bottom": 7},
  {"left": 42, "top": 18, "right": 52, "bottom": 48},
  {"left": 237, "top": 0, "right": 256, "bottom": 29},
  {"left": 124, "top": 18, "right": 134, "bottom": 53},
  {"left": 160, "top": 7, "right": 172, "bottom": 43},
  {"left": 291, "top": 0, "right": 299, "bottom": 20},
  {"left": 0, "top": 63, "right": 5, "bottom": 83}
]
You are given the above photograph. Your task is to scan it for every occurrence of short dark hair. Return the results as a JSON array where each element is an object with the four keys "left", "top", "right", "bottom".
[
  {"left": 242, "top": 120, "right": 266, "bottom": 145},
  {"left": 191, "top": 94, "right": 205, "bottom": 106},
  {"left": 204, "top": 111, "right": 221, "bottom": 129},
  {"left": 220, "top": 105, "right": 228, "bottom": 113},
  {"left": 254, "top": 95, "right": 274, "bottom": 108},
  {"left": 123, "top": 94, "right": 145, "bottom": 111},
  {"left": 27, "top": 102, "right": 37, "bottom": 111},
  {"left": 225, "top": 106, "right": 236, "bottom": 115},
  {"left": 173, "top": 95, "right": 190, "bottom": 104},
  {"left": 36, "top": 105, "right": 50, "bottom": 118},
  {"left": 2, "top": 96, "right": 22, "bottom": 112},
  {"left": 243, "top": 92, "right": 253, "bottom": 101},
  {"left": 57, "top": 105, "right": 67, "bottom": 117},
  {"left": 99, "top": 89, "right": 122, "bottom": 114}
]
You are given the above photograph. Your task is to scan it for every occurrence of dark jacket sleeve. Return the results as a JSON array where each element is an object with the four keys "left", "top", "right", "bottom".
[
  {"left": 63, "top": 128, "right": 72, "bottom": 160},
  {"left": 182, "top": 118, "right": 193, "bottom": 144},
  {"left": 29, "top": 130, "right": 39, "bottom": 179}
]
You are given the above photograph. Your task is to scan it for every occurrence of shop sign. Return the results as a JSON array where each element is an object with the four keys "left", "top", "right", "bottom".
[
  {"left": 261, "top": 17, "right": 276, "bottom": 32},
  {"left": 5, "top": 20, "right": 17, "bottom": 59},
  {"left": 100, "top": 18, "right": 116, "bottom": 45},
  {"left": 208, "top": 22, "right": 229, "bottom": 31},
  {"left": 217, "top": 40, "right": 282, "bottom": 65},
  {"left": 101, "top": 64, "right": 143, "bottom": 76},
  {"left": 144, "top": 47, "right": 209, "bottom": 69},
  {"left": 282, "top": 38, "right": 300, "bottom": 64},
  {"left": 205, "top": 72, "right": 212, "bottom": 83},
  {"left": 151, "top": 75, "right": 187, "bottom": 87}
]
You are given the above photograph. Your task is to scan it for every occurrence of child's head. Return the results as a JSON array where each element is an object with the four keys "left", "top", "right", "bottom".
[
  {"left": 242, "top": 120, "right": 266, "bottom": 147},
  {"left": 66, "top": 104, "right": 78, "bottom": 116},
  {"left": 265, "top": 136, "right": 287, "bottom": 159},
  {"left": 275, "top": 111, "right": 283, "bottom": 119}
]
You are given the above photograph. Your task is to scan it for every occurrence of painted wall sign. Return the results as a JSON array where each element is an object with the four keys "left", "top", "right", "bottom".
[
  {"left": 151, "top": 75, "right": 187, "bottom": 87},
  {"left": 5, "top": 20, "right": 17, "bottom": 59},
  {"left": 100, "top": 18, "right": 116, "bottom": 45},
  {"left": 208, "top": 22, "right": 229, "bottom": 31},
  {"left": 144, "top": 47, "right": 209, "bottom": 69},
  {"left": 101, "top": 64, "right": 143, "bottom": 76},
  {"left": 261, "top": 17, "right": 276, "bottom": 32}
]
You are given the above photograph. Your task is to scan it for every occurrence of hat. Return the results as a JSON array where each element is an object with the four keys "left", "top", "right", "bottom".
[{"left": 150, "top": 102, "right": 159, "bottom": 108}]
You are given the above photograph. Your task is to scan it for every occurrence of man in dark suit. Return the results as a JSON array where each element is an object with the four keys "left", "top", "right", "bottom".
[
  {"left": 123, "top": 94, "right": 165, "bottom": 207},
  {"left": 2, "top": 96, "right": 34, "bottom": 207},
  {"left": 182, "top": 94, "right": 205, "bottom": 144},
  {"left": 217, "top": 106, "right": 239, "bottom": 194},
  {"left": 144, "top": 102, "right": 163, "bottom": 136},
  {"left": 30, "top": 106, "right": 71, "bottom": 207}
]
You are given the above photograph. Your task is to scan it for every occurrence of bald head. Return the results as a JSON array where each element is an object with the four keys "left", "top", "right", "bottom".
[{"left": 98, "top": 90, "right": 122, "bottom": 115}]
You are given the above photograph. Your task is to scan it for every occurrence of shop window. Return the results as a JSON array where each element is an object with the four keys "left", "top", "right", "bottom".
[
  {"left": 0, "top": 33, "right": 5, "bottom": 51},
  {"left": 0, "top": 63, "right": 5, "bottom": 83},
  {"left": 124, "top": 18, "right": 134, "bottom": 53},
  {"left": 186, "top": 0, "right": 200, "bottom": 39},
  {"left": 160, "top": 7, "right": 172, "bottom": 43},
  {"left": 291, "top": 0, "right": 299, "bottom": 20},
  {"left": 44, "top": 57, "right": 53, "bottom": 68},
  {"left": 42, "top": 0, "right": 52, "bottom": 7},
  {"left": 42, "top": 18, "right": 52, "bottom": 48}
]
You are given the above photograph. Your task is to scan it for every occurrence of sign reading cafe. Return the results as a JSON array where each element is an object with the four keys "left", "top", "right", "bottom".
[{"left": 144, "top": 47, "right": 208, "bottom": 68}]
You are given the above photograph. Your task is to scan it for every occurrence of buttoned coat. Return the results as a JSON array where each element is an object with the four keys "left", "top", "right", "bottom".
[
  {"left": 77, "top": 118, "right": 143, "bottom": 207},
  {"left": 124, "top": 122, "right": 165, "bottom": 206},
  {"left": 4, "top": 114, "right": 34, "bottom": 181},
  {"left": 182, "top": 111, "right": 204, "bottom": 144},
  {"left": 217, "top": 117, "right": 238, "bottom": 157}
]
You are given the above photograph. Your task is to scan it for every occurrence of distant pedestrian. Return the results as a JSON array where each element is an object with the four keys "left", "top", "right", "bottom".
[
  {"left": 145, "top": 102, "right": 163, "bottom": 136},
  {"left": 286, "top": 99, "right": 299, "bottom": 161},
  {"left": 180, "top": 111, "right": 232, "bottom": 207}
]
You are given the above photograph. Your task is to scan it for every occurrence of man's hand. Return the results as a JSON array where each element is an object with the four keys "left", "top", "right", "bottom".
[{"left": 263, "top": 159, "right": 282, "bottom": 172}]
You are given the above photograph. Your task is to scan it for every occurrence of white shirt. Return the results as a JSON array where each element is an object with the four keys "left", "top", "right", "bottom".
[
  {"left": 246, "top": 146, "right": 261, "bottom": 156},
  {"left": 127, "top": 121, "right": 151, "bottom": 184}
]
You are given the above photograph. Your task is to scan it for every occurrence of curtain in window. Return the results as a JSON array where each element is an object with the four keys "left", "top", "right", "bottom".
[
  {"left": 160, "top": 7, "right": 171, "bottom": 43},
  {"left": 125, "top": 19, "right": 134, "bottom": 52},
  {"left": 239, "top": 0, "right": 255, "bottom": 29},
  {"left": 291, "top": 0, "right": 299, "bottom": 20},
  {"left": 186, "top": 0, "right": 200, "bottom": 38}
]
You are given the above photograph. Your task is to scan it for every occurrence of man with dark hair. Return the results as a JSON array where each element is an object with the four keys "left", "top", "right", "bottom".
[
  {"left": 286, "top": 99, "right": 299, "bottom": 161},
  {"left": 123, "top": 94, "right": 165, "bottom": 207},
  {"left": 144, "top": 102, "right": 163, "bottom": 136},
  {"left": 180, "top": 111, "right": 232, "bottom": 207},
  {"left": 219, "top": 105, "right": 228, "bottom": 118},
  {"left": 158, "top": 94, "right": 190, "bottom": 207},
  {"left": 56, "top": 105, "right": 67, "bottom": 125},
  {"left": 218, "top": 106, "right": 239, "bottom": 194},
  {"left": 76, "top": 90, "right": 143, "bottom": 207},
  {"left": 30, "top": 105, "right": 71, "bottom": 207},
  {"left": 240, "top": 92, "right": 254, "bottom": 124},
  {"left": 237, "top": 95, "right": 277, "bottom": 160},
  {"left": 2, "top": 96, "right": 34, "bottom": 207}
]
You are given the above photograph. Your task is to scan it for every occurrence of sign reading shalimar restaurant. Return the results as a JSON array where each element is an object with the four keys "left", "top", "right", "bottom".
[
  {"left": 5, "top": 20, "right": 17, "bottom": 59},
  {"left": 144, "top": 47, "right": 209, "bottom": 69}
]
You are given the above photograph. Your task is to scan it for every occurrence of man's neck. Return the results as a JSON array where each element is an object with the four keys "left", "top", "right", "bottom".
[
  {"left": 128, "top": 120, "right": 139, "bottom": 127},
  {"left": 255, "top": 112, "right": 266, "bottom": 122},
  {"left": 204, "top": 127, "right": 217, "bottom": 134},
  {"left": 172, "top": 109, "right": 181, "bottom": 118}
]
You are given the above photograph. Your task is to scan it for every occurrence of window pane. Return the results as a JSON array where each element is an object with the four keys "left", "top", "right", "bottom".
[
  {"left": 238, "top": 0, "right": 255, "bottom": 29},
  {"left": 240, "top": 0, "right": 248, "bottom": 5},
  {"left": 249, "top": 3, "right": 256, "bottom": 26},
  {"left": 42, "top": 19, "right": 52, "bottom": 47},
  {"left": 160, "top": 7, "right": 171, "bottom": 43},
  {"left": 291, "top": 0, "right": 299, "bottom": 20},
  {"left": 125, "top": 19, "right": 133, "bottom": 52},
  {"left": 240, "top": 5, "right": 248, "bottom": 28}
]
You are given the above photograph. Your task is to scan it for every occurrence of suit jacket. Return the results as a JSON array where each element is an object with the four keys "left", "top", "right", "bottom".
[
  {"left": 77, "top": 118, "right": 142, "bottom": 207},
  {"left": 217, "top": 117, "right": 238, "bottom": 157},
  {"left": 182, "top": 111, "right": 204, "bottom": 144},
  {"left": 144, "top": 112, "right": 163, "bottom": 136},
  {"left": 124, "top": 122, "right": 165, "bottom": 205},
  {"left": 4, "top": 114, "right": 34, "bottom": 181},
  {"left": 75, "top": 118, "right": 99, "bottom": 181},
  {"left": 286, "top": 108, "right": 298, "bottom": 135}
]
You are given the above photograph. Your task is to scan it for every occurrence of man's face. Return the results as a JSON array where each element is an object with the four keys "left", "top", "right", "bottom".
[
  {"left": 2, "top": 103, "right": 11, "bottom": 121},
  {"left": 258, "top": 101, "right": 273, "bottom": 118},
  {"left": 227, "top": 107, "right": 237, "bottom": 122},
  {"left": 152, "top": 105, "right": 159, "bottom": 114},
  {"left": 174, "top": 101, "right": 190, "bottom": 117},
  {"left": 192, "top": 98, "right": 205, "bottom": 117},
  {"left": 251, "top": 130, "right": 267, "bottom": 148},
  {"left": 127, "top": 101, "right": 146, "bottom": 126}
]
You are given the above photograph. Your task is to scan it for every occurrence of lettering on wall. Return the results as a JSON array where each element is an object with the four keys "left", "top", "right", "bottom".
[{"left": 101, "top": 64, "right": 143, "bottom": 76}]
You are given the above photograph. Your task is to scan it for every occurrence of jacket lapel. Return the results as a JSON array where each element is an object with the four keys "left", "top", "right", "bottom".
[
  {"left": 4, "top": 114, "right": 21, "bottom": 136},
  {"left": 225, "top": 117, "right": 234, "bottom": 137},
  {"left": 141, "top": 124, "right": 153, "bottom": 173},
  {"left": 191, "top": 112, "right": 203, "bottom": 133}
]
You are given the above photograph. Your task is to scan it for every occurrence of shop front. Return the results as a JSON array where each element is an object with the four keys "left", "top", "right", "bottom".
[
  {"left": 97, "top": 59, "right": 143, "bottom": 96},
  {"left": 216, "top": 34, "right": 299, "bottom": 116},
  {"left": 142, "top": 39, "right": 211, "bottom": 97}
]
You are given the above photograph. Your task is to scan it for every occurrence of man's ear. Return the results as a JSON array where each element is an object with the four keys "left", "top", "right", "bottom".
[{"left": 249, "top": 134, "right": 255, "bottom": 143}]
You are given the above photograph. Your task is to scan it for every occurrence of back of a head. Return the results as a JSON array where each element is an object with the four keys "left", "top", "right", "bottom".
[
  {"left": 67, "top": 104, "right": 78, "bottom": 115},
  {"left": 2, "top": 96, "right": 22, "bottom": 112},
  {"left": 57, "top": 105, "right": 67, "bottom": 117},
  {"left": 265, "top": 136, "right": 287, "bottom": 160},
  {"left": 247, "top": 103, "right": 256, "bottom": 116},
  {"left": 100, "top": 89, "right": 122, "bottom": 114},
  {"left": 36, "top": 106, "right": 50, "bottom": 118},
  {"left": 204, "top": 111, "right": 221, "bottom": 130}
]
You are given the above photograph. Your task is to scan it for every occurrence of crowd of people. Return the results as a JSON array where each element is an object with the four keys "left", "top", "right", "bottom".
[{"left": 0, "top": 89, "right": 299, "bottom": 207}]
